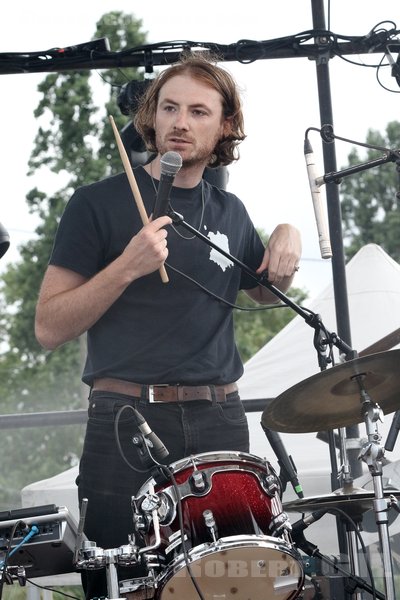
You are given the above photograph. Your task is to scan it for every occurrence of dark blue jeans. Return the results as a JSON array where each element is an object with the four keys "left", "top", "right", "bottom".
[{"left": 77, "top": 390, "right": 249, "bottom": 599}]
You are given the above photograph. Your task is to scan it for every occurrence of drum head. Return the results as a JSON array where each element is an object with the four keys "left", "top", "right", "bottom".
[{"left": 156, "top": 535, "right": 304, "bottom": 600}]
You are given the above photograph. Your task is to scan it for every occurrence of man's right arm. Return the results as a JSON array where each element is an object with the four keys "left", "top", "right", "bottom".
[{"left": 35, "top": 216, "right": 171, "bottom": 350}]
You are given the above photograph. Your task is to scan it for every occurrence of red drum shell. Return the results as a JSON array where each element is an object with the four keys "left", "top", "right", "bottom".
[{"left": 134, "top": 452, "right": 303, "bottom": 600}]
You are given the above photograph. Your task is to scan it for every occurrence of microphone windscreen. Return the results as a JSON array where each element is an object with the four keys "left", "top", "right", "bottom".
[{"left": 160, "top": 151, "right": 182, "bottom": 176}]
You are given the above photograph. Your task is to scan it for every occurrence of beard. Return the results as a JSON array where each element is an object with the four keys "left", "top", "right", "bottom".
[{"left": 156, "top": 129, "right": 221, "bottom": 168}]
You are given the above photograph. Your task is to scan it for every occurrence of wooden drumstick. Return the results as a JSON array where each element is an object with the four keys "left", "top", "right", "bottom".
[{"left": 109, "top": 115, "right": 169, "bottom": 284}]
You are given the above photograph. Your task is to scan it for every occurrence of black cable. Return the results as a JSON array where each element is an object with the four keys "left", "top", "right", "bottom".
[
  {"left": 326, "top": 507, "right": 377, "bottom": 600},
  {"left": 114, "top": 404, "right": 151, "bottom": 473},
  {"left": 0, "top": 519, "right": 24, "bottom": 600},
  {"left": 124, "top": 437, "right": 206, "bottom": 600},
  {"left": 376, "top": 52, "right": 400, "bottom": 94},
  {"left": 113, "top": 408, "right": 205, "bottom": 598},
  {"left": 308, "top": 124, "right": 400, "bottom": 155},
  {"left": 335, "top": 53, "right": 387, "bottom": 69},
  {"left": 164, "top": 261, "right": 290, "bottom": 312},
  {"left": 158, "top": 465, "right": 206, "bottom": 600},
  {"left": 1, "top": 24, "right": 399, "bottom": 75},
  {"left": 26, "top": 579, "right": 81, "bottom": 600}
]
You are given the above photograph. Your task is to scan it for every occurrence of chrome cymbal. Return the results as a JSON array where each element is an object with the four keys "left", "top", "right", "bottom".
[
  {"left": 284, "top": 485, "right": 399, "bottom": 518},
  {"left": 262, "top": 349, "right": 400, "bottom": 433}
]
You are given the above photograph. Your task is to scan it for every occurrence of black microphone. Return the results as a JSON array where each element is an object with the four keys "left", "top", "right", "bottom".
[
  {"left": 291, "top": 509, "right": 327, "bottom": 536},
  {"left": 290, "top": 509, "right": 326, "bottom": 555},
  {"left": 133, "top": 408, "right": 169, "bottom": 461},
  {"left": 304, "top": 138, "right": 332, "bottom": 260},
  {"left": 385, "top": 410, "right": 400, "bottom": 452},
  {"left": 152, "top": 151, "right": 182, "bottom": 219},
  {"left": 262, "top": 424, "right": 304, "bottom": 498}
]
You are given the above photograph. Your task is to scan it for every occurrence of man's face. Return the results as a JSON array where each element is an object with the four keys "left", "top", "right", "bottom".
[{"left": 154, "top": 73, "right": 227, "bottom": 167}]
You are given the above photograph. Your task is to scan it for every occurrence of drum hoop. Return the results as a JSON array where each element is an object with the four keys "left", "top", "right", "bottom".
[
  {"left": 155, "top": 534, "right": 304, "bottom": 590},
  {"left": 168, "top": 450, "right": 270, "bottom": 474}
]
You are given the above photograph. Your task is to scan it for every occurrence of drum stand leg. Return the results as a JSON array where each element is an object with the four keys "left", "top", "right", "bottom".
[
  {"left": 105, "top": 550, "right": 125, "bottom": 600},
  {"left": 345, "top": 519, "right": 364, "bottom": 600},
  {"left": 357, "top": 383, "right": 396, "bottom": 600}
]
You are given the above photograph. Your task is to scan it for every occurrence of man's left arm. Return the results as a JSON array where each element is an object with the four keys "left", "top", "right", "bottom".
[{"left": 245, "top": 223, "right": 302, "bottom": 304}]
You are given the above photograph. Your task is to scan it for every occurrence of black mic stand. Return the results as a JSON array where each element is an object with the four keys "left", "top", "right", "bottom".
[{"left": 316, "top": 143, "right": 400, "bottom": 188}]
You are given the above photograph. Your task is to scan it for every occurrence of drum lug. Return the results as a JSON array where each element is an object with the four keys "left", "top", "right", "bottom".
[
  {"left": 263, "top": 472, "right": 281, "bottom": 497},
  {"left": 270, "top": 510, "right": 292, "bottom": 536},
  {"left": 203, "top": 509, "right": 218, "bottom": 542},
  {"left": 189, "top": 469, "right": 209, "bottom": 493}
]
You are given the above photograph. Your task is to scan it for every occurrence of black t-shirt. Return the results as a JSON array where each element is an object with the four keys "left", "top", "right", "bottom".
[{"left": 49, "top": 166, "right": 265, "bottom": 386}]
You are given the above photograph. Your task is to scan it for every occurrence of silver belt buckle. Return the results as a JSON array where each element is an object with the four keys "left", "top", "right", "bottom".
[{"left": 148, "top": 384, "right": 168, "bottom": 403}]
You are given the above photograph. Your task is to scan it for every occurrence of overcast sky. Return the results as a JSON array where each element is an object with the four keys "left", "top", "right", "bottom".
[{"left": 1, "top": 0, "right": 399, "bottom": 301}]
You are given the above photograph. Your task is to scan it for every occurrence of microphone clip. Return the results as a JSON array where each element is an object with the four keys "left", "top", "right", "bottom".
[
  {"left": 131, "top": 432, "right": 158, "bottom": 469},
  {"left": 320, "top": 124, "right": 335, "bottom": 143}
]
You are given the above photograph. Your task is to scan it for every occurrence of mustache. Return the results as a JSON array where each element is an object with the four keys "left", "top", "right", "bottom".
[{"left": 168, "top": 132, "right": 192, "bottom": 142}]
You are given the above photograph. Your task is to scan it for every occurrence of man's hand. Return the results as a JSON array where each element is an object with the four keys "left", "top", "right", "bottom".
[
  {"left": 121, "top": 215, "right": 172, "bottom": 280},
  {"left": 256, "top": 223, "right": 302, "bottom": 284}
]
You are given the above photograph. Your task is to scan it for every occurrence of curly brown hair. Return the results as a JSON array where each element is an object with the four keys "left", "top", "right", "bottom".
[{"left": 133, "top": 52, "right": 246, "bottom": 168}]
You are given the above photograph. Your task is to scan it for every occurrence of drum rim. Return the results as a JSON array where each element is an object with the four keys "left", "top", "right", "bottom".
[
  {"left": 168, "top": 450, "right": 269, "bottom": 472},
  {"left": 155, "top": 533, "right": 304, "bottom": 590}
]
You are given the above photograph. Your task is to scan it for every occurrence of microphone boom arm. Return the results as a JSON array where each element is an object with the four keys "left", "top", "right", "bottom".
[{"left": 316, "top": 149, "right": 400, "bottom": 186}]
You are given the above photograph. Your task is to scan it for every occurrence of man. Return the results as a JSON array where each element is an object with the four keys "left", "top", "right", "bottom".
[{"left": 35, "top": 53, "right": 301, "bottom": 598}]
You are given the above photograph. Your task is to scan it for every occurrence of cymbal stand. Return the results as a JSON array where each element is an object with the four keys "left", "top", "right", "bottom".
[
  {"left": 338, "top": 427, "right": 353, "bottom": 487},
  {"left": 332, "top": 431, "right": 370, "bottom": 600},
  {"left": 356, "top": 377, "right": 396, "bottom": 600}
]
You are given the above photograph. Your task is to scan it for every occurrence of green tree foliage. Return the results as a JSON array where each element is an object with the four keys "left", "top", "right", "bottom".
[
  {"left": 234, "top": 287, "right": 306, "bottom": 364},
  {"left": 0, "top": 12, "right": 147, "bottom": 509},
  {"left": 340, "top": 121, "right": 400, "bottom": 262},
  {"left": 233, "top": 230, "right": 306, "bottom": 363}
]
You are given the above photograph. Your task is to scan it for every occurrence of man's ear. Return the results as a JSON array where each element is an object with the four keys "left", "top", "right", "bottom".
[{"left": 222, "top": 117, "right": 233, "bottom": 137}]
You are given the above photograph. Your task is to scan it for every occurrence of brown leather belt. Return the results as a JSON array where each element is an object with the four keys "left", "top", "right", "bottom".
[{"left": 92, "top": 378, "right": 238, "bottom": 403}]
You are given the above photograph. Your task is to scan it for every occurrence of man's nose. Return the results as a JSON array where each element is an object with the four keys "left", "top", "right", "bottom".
[{"left": 173, "top": 110, "right": 189, "bottom": 130}]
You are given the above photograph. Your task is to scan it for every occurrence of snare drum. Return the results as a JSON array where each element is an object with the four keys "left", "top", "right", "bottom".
[{"left": 131, "top": 451, "right": 304, "bottom": 600}]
